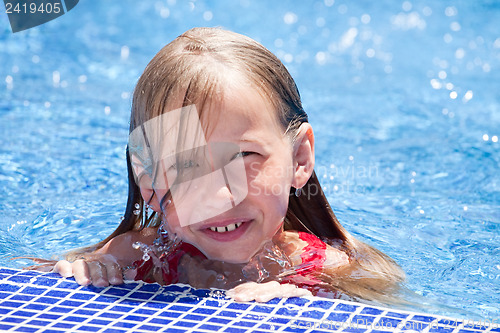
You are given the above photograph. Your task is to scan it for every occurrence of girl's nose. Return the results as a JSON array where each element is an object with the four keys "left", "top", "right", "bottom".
[{"left": 207, "top": 181, "right": 235, "bottom": 210}]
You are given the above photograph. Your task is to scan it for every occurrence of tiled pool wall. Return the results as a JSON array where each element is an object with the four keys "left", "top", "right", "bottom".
[{"left": 0, "top": 268, "right": 497, "bottom": 333}]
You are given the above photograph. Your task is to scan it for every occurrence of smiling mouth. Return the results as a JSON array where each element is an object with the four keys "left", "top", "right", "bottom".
[{"left": 208, "top": 222, "right": 243, "bottom": 233}]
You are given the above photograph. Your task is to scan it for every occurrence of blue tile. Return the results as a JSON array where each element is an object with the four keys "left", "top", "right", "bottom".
[
  {"left": 335, "top": 303, "right": 358, "bottom": 312},
  {"left": 104, "top": 288, "right": 130, "bottom": 297},
  {"left": 26, "top": 319, "right": 51, "bottom": 326},
  {"left": 251, "top": 305, "right": 273, "bottom": 313},
  {"left": 0, "top": 291, "right": 10, "bottom": 299},
  {"left": 46, "top": 290, "right": 70, "bottom": 298},
  {"left": 74, "top": 309, "right": 98, "bottom": 316},
  {"left": 63, "top": 315, "right": 88, "bottom": 323},
  {"left": 352, "top": 315, "right": 376, "bottom": 326},
  {"left": 169, "top": 305, "right": 193, "bottom": 312},
  {"left": 0, "top": 324, "right": 14, "bottom": 331},
  {"left": 124, "top": 314, "right": 148, "bottom": 322},
  {"left": 70, "top": 293, "right": 98, "bottom": 302},
  {"left": 10, "top": 294, "right": 35, "bottom": 302},
  {"left": 309, "top": 300, "right": 334, "bottom": 309},
  {"left": 41, "top": 330, "right": 66, "bottom": 333},
  {"left": 102, "top": 328, "right": 128, "bottom": 333},
  {"left": 284, "top": 297, "right": 310, "bottom": 307},
  {"left": 301, "top": 309, "right": 325, "bottom": 319},
  {"left": 25, "top": 303, "right": 48, "bottom": 311},
  {"left": 12, "top": 310, "right": 37, "bottom": 317},
  {"left": 226, "top": 302, "right": 250, "bottom": 311},
  {"left": 268, "top": 317, "right": 291, "bottom": 324},
  {"left": 385, "top": 311, "right": 408, "bottom": 319},
  {"left": 152, "top": 294, "right": 177, "bottom": 303},
  {"left": 360, "top": 307, "right": 384, "bottom": 316},
  {"left": 13, "top": 326, "right": 38, "bottom": 332},
  {"left": 20, "top": 286, "right": 47, "bottom": 295},
  {"left": 0, "top": 308, "right": 13, "bottom": 315},
  {"left": 184, "top": 314, "right": 206, "bottom": 321},
  {"left": 161, "top": 311, "right": 183, "bottom": 318},
  {"left": 94, "top": 296, "right": 117, "bottom": 303},
  {"left": 193, "top": 307, "right": 217, "bottom": 315},
  {"left": 108, "top": 305, "right": 134, "bottom": 313},
  {"left": 0, "top": 268, "right": 18, "bottom": 275},
  {"left": 223, "top": 328, "right": 248, "bottom": 333},
  {"left": 174, "top": 320, "right": 198, "bottom": 328},
  {"left": 0, "top": 300, "right": 24, "bottom": 308},
  {"left": 199, "top": 324, "right": 223, "bottom": 331},
  {"left": 2, "top": 316, "right": 26, "bottom": 323},
  {"left": 84, "top": 303, "right": 108, "bottom": 310},
  {"left": 133, "top": 308, "right": 157, "bottom": 315},
  {"left": 60, "top": 300, "right": 85, "bottom": 307},
  {"left": 208, "top": 317, "right": 232, "bottom": 325},
  {"left": 56, "top": 281, "right": 81, "bottom": 289},
  {"left": 191, "top": 289, "right": 211, "bottom": 298},
  {"left": 35, "top": 296, "right": 59, "bottom": 304},
  {"left": 326, "top": 312, "right": 350, "bottom": 322},
  {"left": 377, "top": 317, "right": 403, "bottom": 329},
  {"left": 8, "top": 276, "right": 33, "bottom": 283},
  {"left": 203, "top": 299, "right": 224, "bottom": 308},
  {"left": 160, "top": 328, "right": 187, "bottom": 333},
  {"left": 138, "top": 324, "right": 162, "bottom": 331},
  {"left": 113, "top": 321, "right": 138, "bottom": 329},
  {"left": 149, "top": 318, "right": 173, "bottom": 325},
  {"left": 38, "top": 313, "right": 61, "bottom": 320},
  {"left": 177, "top": 296, "right": 203, "bottom": 304},
  {"left": 218, "top": 310, "right": 240, "bottom": 318},
  {"left": 411, "top": 315, "right": 437, "bottom": 323},
  {"left": 129, "top": 291, "right": 153, "bottom": 300},
  {"left": 88, "top": 319, "right": 112, "bottom": 326},
  {"left": 98, "top": 312, "right": 123, "bottom": 319},
  {"left": 33, "top": 277, "right": 59, "bottom": 287},
  {"left": 276, "top": 307, "right": 299, "bottom": 316},
  {"left": 76, "top": 325, "right": 101, "bottom": 332},
  {"left": 234, "top": 320, "right": 257, "bottom": 328},
  {"left": 143, "top": 301, "right": 169, "bottom": 309},
  {"left": 49, "top": 306, "right": 73, "bottom": 313},
  {"left": 0, "top": 283, "right": 21, "bottom": 292}
]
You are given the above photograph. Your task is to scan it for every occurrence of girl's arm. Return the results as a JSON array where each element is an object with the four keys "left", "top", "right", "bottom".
[{"left": 53, "top": 227, "right": 158, "bottom": 287}]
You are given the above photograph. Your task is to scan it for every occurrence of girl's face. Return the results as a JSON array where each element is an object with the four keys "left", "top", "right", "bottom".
[{"left": 141, "top": 84, "right": 314, "bottom": 263}]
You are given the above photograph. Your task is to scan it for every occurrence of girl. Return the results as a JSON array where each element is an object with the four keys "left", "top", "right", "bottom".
[{"left": 43, "top": 27, "right": 404, "bottom": 303}]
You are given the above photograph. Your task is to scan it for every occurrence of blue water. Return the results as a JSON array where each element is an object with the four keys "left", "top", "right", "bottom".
[{"left": 1, "top": 0, "right": 499, "bottom": 321}]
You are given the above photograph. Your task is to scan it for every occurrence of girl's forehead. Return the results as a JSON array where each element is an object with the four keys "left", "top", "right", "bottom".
[{"left": 198, "top": 84, "right": 284, "bottom": 142}]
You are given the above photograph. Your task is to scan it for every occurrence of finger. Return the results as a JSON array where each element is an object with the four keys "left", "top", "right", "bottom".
[
  {"left": 53, "top": 260, "right": 74, "bottom": 277},
  {"left": 104, "top": 262, "right": 123, "bottom": 285},
  {"left": 72, "top": 260, "right": 92, "bottom": 286},
  {"left": 87, "top": 261, "right": 109, "bottom": 288}
]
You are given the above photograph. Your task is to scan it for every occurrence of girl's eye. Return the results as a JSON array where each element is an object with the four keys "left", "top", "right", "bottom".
[
  {"left": 231, "top": 151, "right": 255, "bottom": 160},
  {"left": 169, "top": 160, "right": 199, "bottom": 170}
]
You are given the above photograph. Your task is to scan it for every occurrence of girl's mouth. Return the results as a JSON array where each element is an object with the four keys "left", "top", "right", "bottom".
[
  {"left": 201, "top": 219, "right": 252, "bottom": 242},
  {"left": 208, "top": 222, "right": 243, "bottom": 233}
]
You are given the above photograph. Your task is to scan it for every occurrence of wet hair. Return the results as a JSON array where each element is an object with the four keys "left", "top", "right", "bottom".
[{"left": 71, "top": 27, "right": 404, "bottom": 302}]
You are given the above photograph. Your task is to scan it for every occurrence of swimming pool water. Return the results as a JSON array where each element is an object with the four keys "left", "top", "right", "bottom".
[{"left": 1, "top": 0, "right": 499, "bottom": 322}]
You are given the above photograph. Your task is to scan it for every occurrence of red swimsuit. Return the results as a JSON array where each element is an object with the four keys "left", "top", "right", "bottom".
[{"left": 133, "top": 232, "right": 332, "bottom": 295}]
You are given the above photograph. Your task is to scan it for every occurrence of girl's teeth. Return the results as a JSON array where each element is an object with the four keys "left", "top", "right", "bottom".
[{"left": 209, "top": 222, "right": 242, "bottom": 233}]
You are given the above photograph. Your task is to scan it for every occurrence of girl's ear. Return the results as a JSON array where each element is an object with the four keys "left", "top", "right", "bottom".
[{"left": 291, "top": 123, "right": 315, "bottom": 189}]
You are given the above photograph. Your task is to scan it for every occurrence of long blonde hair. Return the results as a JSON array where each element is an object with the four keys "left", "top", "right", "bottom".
[{"left": 72, "top": 27, "right": 404, "bottom": 302}]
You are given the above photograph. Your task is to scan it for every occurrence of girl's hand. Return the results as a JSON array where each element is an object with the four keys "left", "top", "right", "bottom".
[
  {"left": 226, "top": 281, "right": 311, "bottom": 302},
  {"left": 51, "top": 228, "right": 157, "bottom": 287},
  {"left": 53, "top": 254, "right": 126, "bottom": 287}
]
